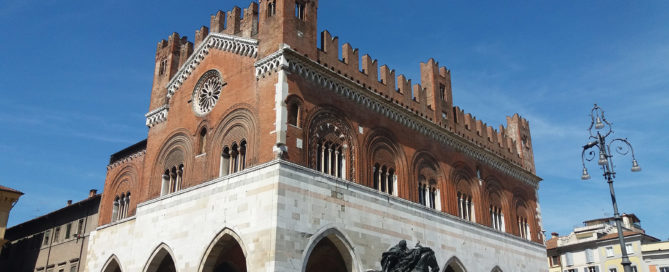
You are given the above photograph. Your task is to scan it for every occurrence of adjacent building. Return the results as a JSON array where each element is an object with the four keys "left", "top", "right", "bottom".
[
  {"left": 0, "top": 190, "right": 100, "bottom": 272},
  {"left": 84, "top": 1, "right": 547, "bottom": 271},
  {"left": 547, "top": 214, "right": 661, "bottom": 272},
  {"left": 642, "top": 241, "right": 669, "bottom": 272},
  {"left": 0, "top": 185, "right": 23, "bottom": 248}
]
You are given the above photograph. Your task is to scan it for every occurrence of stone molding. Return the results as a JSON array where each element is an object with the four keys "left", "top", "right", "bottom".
[
  {"left": 256, "top": 49, "right": 541, "bottom": 187},
  {"left": 166, "top": 33, "right": 258, "bottom": 99},
  {"left": 129, "top": 159, "right": 544, "bottom": 248},
  {"left": 145, "top": 105, "right": 169, "bottom": 127},
  {"left": 107, "top": 150, "right": 146, "bottom": 170}
]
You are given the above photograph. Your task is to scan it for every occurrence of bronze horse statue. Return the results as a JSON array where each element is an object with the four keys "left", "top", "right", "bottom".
[{"left": 374, "top": 240, "right": 439, "bottom": 272}]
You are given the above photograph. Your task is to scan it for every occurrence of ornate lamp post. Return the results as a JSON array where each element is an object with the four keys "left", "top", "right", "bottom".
[{"left": 581, "top": 104, "right": 641, "bottom": 272}]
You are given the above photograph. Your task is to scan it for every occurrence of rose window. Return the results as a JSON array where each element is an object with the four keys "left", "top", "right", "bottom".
[{"left": 193, "top": 70, "right": 224, "bottom": 115}]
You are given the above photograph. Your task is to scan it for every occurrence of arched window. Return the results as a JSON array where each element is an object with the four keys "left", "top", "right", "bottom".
[
  {"left": 418, "top": 176, "right": 438, "bottom": 209},
  {"left": 486, "top": 181, "right": 505, "bottom": 232},
  {"left": 308, "top": 111, "right": 353, "bottom": 180},
  {"left": 199, "top": 127, "right": 207, "bottom": 154},
  {"left": 112, "top": 192, "right": 131, "bottom": 222},
  {"left": 288, "top": 102, "right": 300, "bottom": 127},
  {"left": 267, "top": 0, "right": 276, "bottom": 17},
  {"left": 112, "top": 196, "right": 120, "bottom": 222},
  {"left": 457, "top": 191, "right": 473, "bottom": 221},
  {"left": 221, "top": 140, "right": 247, "bottom": 176},
  {"left": 414, "top": 154, "right": 441, "bottom": 211},
  {"left": 317, "top": 140, "right": 345, "bottom": 178},
  {"left": 161, "top": 164, "right": 183, "bottom": 196},
  {"left": 516, "top": 203, "right": 531, "bottom": 240}
]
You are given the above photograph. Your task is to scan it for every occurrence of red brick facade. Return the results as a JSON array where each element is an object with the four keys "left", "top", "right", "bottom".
[{"left": 98, "top": 0, "right": 543, "bottom": 243}]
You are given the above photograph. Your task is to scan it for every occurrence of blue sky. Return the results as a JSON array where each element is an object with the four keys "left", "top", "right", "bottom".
[{"left": 1, "top": 1, "right": 667, "bottom": 240}]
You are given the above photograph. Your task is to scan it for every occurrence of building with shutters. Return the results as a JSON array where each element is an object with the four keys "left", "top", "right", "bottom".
[
  {"left": 0, "top": 190, "right": 100, "bottom": 272},
  {"left": 546, "top": 214, "right": 660, "bottom": 272},
  {"left": 84, "top": 1, "right": 548, "bottom": 271},
  {"left": 641, "top": 240, "right": 669, "bottom": 272}
]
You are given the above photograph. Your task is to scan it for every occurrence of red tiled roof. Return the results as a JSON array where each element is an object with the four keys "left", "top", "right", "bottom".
[
  {"left": 599, "top": 231, "right": 641, "bottom": 241},
  {"left": 0, "top": 185, "right": 23, "bottom": 195}
]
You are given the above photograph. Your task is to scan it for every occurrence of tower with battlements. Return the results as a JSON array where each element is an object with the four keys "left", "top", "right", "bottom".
[{"left": 86, "top": 1, "right": 546, "bottom": 271}]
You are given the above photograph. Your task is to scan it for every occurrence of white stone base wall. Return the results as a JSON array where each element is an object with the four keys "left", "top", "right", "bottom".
[{"left": 86, "top": 161, "right": 547, "bottom": 272}]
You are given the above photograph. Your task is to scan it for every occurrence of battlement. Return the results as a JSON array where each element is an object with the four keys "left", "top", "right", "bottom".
[
  {"left": 210, "top": 3, "right": 259, "bottom": 38},
  {"left": 313, "top": 29, "right": 534, "bottom": 172},
  {"left": 148, "top": 1, "right": 535, "bottom": 173}
]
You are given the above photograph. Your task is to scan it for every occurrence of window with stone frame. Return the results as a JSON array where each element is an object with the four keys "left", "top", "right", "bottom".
[
  {"left": 605, "top": 246, "right": 614, "bottom": 257},
  {"left": 53, "top": 227, "right": 60, "bottom": 243},
  {"left": 65, "top": 223, "right": 72, "bottom": 239},
  {"left": 43, "top": 229, "right": 51, "bottom": 246},
  {"left": 287, "top": 101, "right": 301, "bottom": 127},
  {"left": 76, "top": 219, "right": 84, "bottom": 235}
]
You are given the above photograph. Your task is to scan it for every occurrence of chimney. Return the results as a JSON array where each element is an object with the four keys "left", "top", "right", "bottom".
[
  {"left": 89, "top": 189, "right": 97, "bottom": 198},
  {"left": 67, "top": 200, "right": 72, "bottom": 206},
  {"left": 551, "top": 232, "right": 559, "bottom": 239}
]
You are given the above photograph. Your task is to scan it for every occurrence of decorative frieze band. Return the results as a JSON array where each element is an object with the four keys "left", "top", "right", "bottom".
[
  {"left": 257, "top": 49, "right": 541, "bottom": 187},
  {"left": 145, "top": 105, "right": 169, "bottom": 127},
  {"left": 107, "top": 150, "right": 146, "bottom": 170},
  {"left": 166, "top": 33, "right": 258, "bottom": 99}
]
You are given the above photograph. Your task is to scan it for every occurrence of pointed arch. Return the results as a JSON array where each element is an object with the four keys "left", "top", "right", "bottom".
[
  {"left": 198, "top": 228, "right": 248, "bottom": 272},
  {"left": 143, "top": 243, "right": 178, "bottom": 272},
  {"left": 101, "top": 254, "right": 123, "bottom": 272},
  {"left": 363, "top": 127, "right": 407, "bottom": 197},
  {"left": 451, "top": 162, "right": 478, "bottom": 222},
  {"left": 210, "top": 106, "right": 258, "bottom": 178},
  {"left": 302, "top": 227, "right": 359, "bottom": 272},
  {"left": 411, "top": 151, "right": 443, "bottom": 210},
  {"left": 152, "top": 130, "right": 194, "bottom": 197},
  {"left": 443, "top": 256, "right": 467, "bottom": 272},
  {"left": 491, "top": 265, "right": 503, "bottom": 272}
]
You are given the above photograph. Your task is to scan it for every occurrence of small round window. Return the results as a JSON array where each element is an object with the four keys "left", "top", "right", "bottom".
[{"left": 192, "top": 70, "right": 224, "bottom": 116}]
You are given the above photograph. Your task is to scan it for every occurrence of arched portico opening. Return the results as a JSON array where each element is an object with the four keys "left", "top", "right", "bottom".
[
  {"left": 102, "top": 255, "right": 122, "bottom": 272},
  {"left": 144, "top": 244, "right": 177, "bottom": 272},
  {"left": 199, "top": 229, "right": 247, "bottom": 272},
  {"left": 443, "top": 256, "right": 467, "bottom": 272},
  {"left": 303, "top": 228, "right": 357, "bottom": 272}
]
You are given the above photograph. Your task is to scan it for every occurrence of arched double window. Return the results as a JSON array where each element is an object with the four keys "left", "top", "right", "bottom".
[
  {"left": 112, "top": 192, "right": 131, "bottom": 222},
  {"left": 161, "top": 164, "right": 184, "bottom": 196},
  {"left": 220, "top": 140, "right": 247, "bottom": 176}
]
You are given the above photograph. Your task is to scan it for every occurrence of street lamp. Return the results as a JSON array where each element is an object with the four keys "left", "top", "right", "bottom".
[{"left": 581, "top": 104, "right": 641, "bottom": 272}]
